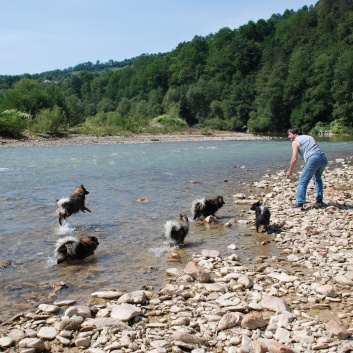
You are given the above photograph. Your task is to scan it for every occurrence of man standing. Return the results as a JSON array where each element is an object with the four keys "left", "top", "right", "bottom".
[{"left": 286, "top": 127, "right": 328, "bottom": 209}]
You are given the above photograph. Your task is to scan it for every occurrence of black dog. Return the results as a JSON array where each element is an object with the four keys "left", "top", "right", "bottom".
[
  {"left": 164, "top": 214, "right": 189, "bottom": 245},
  {"left": 55, "top": 235, "right": 99, "bottom": 264},
  {"left": 57, "top": 185, "right": 91, "bottom": 225},
  {"left": 191, "top": 196, "right": 225, "bottom": 220},
  {"left": 250, "top": 201, "right": 271, "bottom": 233}
]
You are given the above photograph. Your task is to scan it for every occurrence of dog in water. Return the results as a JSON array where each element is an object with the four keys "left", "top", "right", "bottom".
[
  {"left": 250, "top": 201, "right": 271, "bottom": 233},
  {"left": 191, "top": 196, "right": 225, "bottom": 220},
  {"left": 164, "top": 214, "right": 189, "bottom": 245},
  {"left": 55, "top": 235, "right": 99, "bottom": 264},
  {"left": 57, "top": 185, "right": 91, "bottom": 225}
]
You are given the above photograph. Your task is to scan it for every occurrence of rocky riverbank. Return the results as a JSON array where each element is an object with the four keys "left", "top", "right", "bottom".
[
  {"left": 0, "top": 131, "right": 272, "bottom": 148},
  {"left": 1, "top": 157, "right": 353, "bottom": 353}
]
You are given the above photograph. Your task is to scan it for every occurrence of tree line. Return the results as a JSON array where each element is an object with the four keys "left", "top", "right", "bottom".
[{"left": 1, "top": 0, "right": 353, "bottom": 138}]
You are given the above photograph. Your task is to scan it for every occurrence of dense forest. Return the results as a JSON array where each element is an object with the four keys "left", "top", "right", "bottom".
[{"left": 1, "top": 0, "right": 353, "bottom": 138}]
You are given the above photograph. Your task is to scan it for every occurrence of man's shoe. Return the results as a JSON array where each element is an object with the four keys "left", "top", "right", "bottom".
[
  {"left": 292, "top": 203, "right": 304, "bottom": 209},
  {"left": 313, "top": 201, "right": 323, "bottom": 209}
]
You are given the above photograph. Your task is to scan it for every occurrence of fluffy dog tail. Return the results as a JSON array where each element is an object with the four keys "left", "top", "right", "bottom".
[
  {"left": 54, "top": 236, "right": 79, "bottom": 264},
  {"left": 57, "top": 197, "right": 70, "bottom": 225},
  {"left": 191, "top": 197, "right": 205, "bottom": 220},
  {"left": 164, "top": 220, "right": 181, "bottom": 243}
]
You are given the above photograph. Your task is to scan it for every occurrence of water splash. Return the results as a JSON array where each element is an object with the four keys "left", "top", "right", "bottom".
[
  {"left": 55, "top": 222, "right": 75, "bottom": 236},
  {"left": 46, "top": 256, "right": 57, "bottom": 268},
  {"left": 149, "top": 243, "right": 179, "bottom": 257}
]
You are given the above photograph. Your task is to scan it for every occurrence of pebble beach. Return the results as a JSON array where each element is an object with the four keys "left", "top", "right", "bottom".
[
  {"left": 1, "top": 135, "right": 353, "bottom": 353},
  {"left": 0, "top": 131, "right": 270, "bottom": 148}
]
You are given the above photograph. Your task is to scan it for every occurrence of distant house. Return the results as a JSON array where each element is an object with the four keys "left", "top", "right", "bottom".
[{"left": 43, "top": 79, "right": 52, "bottom": 84}]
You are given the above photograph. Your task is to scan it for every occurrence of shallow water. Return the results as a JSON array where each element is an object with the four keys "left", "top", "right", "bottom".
[{"left": 1, "top": 138, "right": 353, "bottom": 320}]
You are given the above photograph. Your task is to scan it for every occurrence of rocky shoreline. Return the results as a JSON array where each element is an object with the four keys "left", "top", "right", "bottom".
[
  {"left": 1, "top": 157, "right": 353, "bottom": 352},
  {"left": 0, "top": 131, "right": 272, "bottom": 148}
]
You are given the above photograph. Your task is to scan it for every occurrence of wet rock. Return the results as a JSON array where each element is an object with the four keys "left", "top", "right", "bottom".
[
  {"left": 201, "top": 249, "right": 220, "bottom": 258},
  {"left": 38, "top": 304, "right": 61, "bottom": 314},
  {"left": 202, "top": 215, "right": 218, "bottom": 223},
  {"left": 91, "top": 290, "right": 123, "bottom": 299}
]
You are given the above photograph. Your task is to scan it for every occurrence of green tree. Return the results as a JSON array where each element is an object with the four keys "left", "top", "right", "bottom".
[
  {"left": 168, "top": 36, "right": 208, "bottom": 85},
  {"left": 116, "top": 97, "right": 131, "bottom": 117},
  {"left": 248, "top": 60, "right": 288, "bottom": 132},
  {"left": 298, "top": 52, "right": 336, "bottom": 130},
  {"left": 97, "top": 98, "right": 116, "bottom": 113},
  {"left": 332, "top": 49, "right": 353, "bottom": 125}
]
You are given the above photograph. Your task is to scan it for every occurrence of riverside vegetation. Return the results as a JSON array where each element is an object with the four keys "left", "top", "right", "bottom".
[
  {"left": 1, "top": 156, "right": 353, "bottom": 353},
  {"left": 1, "top": 0, "right": 353, "bottom": 139}
]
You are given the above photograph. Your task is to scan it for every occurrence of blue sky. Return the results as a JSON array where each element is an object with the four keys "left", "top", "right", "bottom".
[{"left": 1, "top": 0, "right": 317, "bottom": 76}]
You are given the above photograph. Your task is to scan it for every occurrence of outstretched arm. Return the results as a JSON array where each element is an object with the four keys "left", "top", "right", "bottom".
[{"left": 286, "top": 141, "right": 300, "bottom": 177}]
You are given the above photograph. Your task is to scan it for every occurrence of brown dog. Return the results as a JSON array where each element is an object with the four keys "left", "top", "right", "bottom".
[
  {"left": 191, "top": 196, "right": 225, "bottom": 220},
  {"left": 57, "top": 185, "right": 91, "bottom": 225},
  {"left": 55, "top": 235, "right": 99, "bottom": 264}
]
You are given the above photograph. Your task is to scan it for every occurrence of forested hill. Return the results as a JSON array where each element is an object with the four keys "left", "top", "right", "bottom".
[{"left": 1, "top": 0, "right": 353, "bottom": 137}]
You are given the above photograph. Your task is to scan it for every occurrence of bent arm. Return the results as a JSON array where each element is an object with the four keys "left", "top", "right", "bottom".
[{"left": 287, "top": 141, "right": 300, "bottom": 177}]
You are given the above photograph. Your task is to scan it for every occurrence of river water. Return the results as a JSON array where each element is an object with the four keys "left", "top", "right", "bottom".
[{"left": 1, "top": 136, "right": 353, "bottom": 320}]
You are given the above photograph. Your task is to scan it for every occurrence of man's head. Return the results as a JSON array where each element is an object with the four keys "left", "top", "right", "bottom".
[{"left": 287, "top": 127, "right": 302, "bottom": 141}]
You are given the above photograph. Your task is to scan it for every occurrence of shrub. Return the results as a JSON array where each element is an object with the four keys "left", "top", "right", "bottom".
[
  {"left": 32, "top": 106, "right": 65, "bottom": 134},
  {"left": 310, "top": 119, "right": 352, "bottom": 135},
  {"left": 0, "top": 110, "right": 30, "bottom": 138},
  {"left": 330, "top": 118, "right": 350, "bottom": 134},
  {"left": 310, "top": 121, "right": 330, "bottom": 135},
  {"left": 151, "top": 115, "right": 188, "bottom": 129}
]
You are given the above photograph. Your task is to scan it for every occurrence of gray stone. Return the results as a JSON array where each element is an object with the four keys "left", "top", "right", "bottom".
[
  {"left": 260, "top": 295, "right": 290, "bottom": 313},
  {"left": 0, "top": 337, "right": 15, "bottom": 348},
  {"left": 110, "top": 303, "right": 142, "bottom": 321},
  {"left": 64, "top": 305, "right": 91, "bottom": 318},
  {"left": 37, "top": 327, "right": 58, "bottom": 340},
  {"left": 18, "top": 338, "right": 46, "bottom": 352}
]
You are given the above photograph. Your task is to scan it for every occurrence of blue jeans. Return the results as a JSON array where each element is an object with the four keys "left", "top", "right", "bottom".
[{"left": 296, "top": 154, "right": 328, "bottom": 205}]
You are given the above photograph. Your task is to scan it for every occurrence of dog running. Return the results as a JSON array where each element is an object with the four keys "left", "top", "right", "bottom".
[
  {"left": 56, "top": 185, "right": 91, "bottom": 225},
  {"left": 191, "top": 195, "right": 225, "bottom": 220},
  {"left": 55, "top": 235, "right": 99, "bottom": 264}
]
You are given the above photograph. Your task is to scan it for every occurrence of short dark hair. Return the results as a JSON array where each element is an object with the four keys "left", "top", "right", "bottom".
[{"left": 288, "top": 127, "right": 302, "bottom": 135}]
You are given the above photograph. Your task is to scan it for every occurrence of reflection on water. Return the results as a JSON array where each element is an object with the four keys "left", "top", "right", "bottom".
[{"left": 1, "top": 138, "right": 353, "bottom": 320}]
